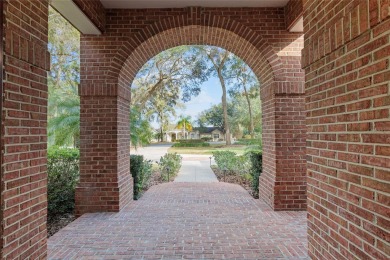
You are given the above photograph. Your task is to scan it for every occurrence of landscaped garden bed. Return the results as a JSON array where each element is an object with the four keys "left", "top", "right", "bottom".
[
  {"left": 210, "top": 149, "right": 262, "bottom": 199},
  {"left": 211, "top": 165, "right": 254, "bottom": 196},
  {"left": 48, "top": 149, "right": 182, "bottom": 237},
  {"left": 130, "top": 153, "right": 182, "bottom": 199},
  {"left": 47, "top": 147, "right": 79, "bottom": 237}
]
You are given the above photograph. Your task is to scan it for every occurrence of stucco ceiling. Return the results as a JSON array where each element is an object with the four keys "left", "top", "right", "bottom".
[{"left": 100, "top": 0, "right": 290, "bottom": 9}]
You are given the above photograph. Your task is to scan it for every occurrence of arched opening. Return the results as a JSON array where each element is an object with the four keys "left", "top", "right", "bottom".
[{"left": 76, "top": 22, "right": 306, "bottom": 215}]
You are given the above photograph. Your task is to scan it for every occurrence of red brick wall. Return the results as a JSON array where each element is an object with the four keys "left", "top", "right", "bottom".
[
  {"left": 285, "top": 0, "right": 303, "bottom": 30},
  {"left": 72, "top": 0, "right": 106, "bottom": 32},
  {"left": 81, "top": 7, "right": 303, "bottom": 95},
  {"left": 303, "top": 0, "right": 390, "bottom": 259},
  {"left": 78, "top": 7, "right": 306, "bottom": 212},
  {"left": 75, "top": 96, "right": 132, "bottom": 216},
  {"left": 1, "top": 0, "right": 50, "bottom": 258}
]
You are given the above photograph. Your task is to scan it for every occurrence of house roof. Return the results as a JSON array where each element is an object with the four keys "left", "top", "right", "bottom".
[{"left": 193, "top": 127, "right": 224, "bottom": 134}]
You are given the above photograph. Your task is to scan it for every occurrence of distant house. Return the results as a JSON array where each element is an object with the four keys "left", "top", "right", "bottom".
[
  {"left": 164, "top": 126, "right": 228, "bottom": 142},
  {"left": 162, "top": 124, "right": 182, "bottom": 142},
  {"left": 190, "top": 127, "right": 226, "bottom": 141}
]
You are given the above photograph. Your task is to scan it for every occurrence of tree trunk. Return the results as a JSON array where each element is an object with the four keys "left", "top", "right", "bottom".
[
  {"left": 184, "top": 121, "right": 186, "bottom": 140},
  {"left": 243, "top": 85, "right": 254, "bottom": 139},
  {"left": 158, "top": 112, "right": 164, "bottom": 142},
  {"left": 203, "top": 47, "right": 231, "bottom": 145},
  {"left": 218, "top": 73, "right": 231, "bottom": 145}
]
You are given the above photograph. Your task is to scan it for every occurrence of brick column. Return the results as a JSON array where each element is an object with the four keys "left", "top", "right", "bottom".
[
  {"left": 1, "top": 0, "right": 50, "bottom": 258},
  {"left": 259, "top": 81, "right": 307, "bottom": 210},
  {"left": 303, "top": 0, "right": 389, "bottom": 258},
  {"left": 75, "top": 94, "right": 133, "bottom": 216}
]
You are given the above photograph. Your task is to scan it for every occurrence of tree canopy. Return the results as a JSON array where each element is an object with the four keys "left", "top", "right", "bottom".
[
  {"left": 48, "top": 9, "right": 261, "bottom": 148},
  {"left": 48, "top": 7, "right": 80, "bottom": 147}
]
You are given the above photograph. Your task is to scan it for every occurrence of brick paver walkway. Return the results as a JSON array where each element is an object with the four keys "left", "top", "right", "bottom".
[{"left": 48, "top": 183, "right": 308, "bottom": 259}]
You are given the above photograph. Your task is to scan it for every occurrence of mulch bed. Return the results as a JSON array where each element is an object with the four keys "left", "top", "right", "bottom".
[
  {"left": 143, "top": 170, "right": 174, "bottom": 191},
  {"left": 211, "top": 165, "right": 258, "bottom": 199},
  {"left": 47, "top": 213, "right": 75, "bottom": 237}
]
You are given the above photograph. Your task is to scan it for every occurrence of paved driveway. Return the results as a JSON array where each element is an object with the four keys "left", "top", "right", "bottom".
[{"left": 48, "top": 182, "right": 308, "bottom": 259}]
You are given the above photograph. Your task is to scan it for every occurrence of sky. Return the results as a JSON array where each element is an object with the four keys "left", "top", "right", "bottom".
[
  {"left": 150, "top": 76, "right": 222, "bottom": 128},
  {"left": 179, "top": 77, "right": 222, "bottom": 119}
]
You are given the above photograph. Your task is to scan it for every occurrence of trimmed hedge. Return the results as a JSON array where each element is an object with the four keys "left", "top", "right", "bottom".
[
  {"left": 234, "top": 138, "right": 262, "bottom": 146},
  {"left": 130, "top": 155, "right": 153, "bottom": 199},
  {"left": 47, "top": 147, "right": 80, "bottom": 216},
  {"left": 245, "top": 151, "right": 262, "bottom": 198},
  {"left": 172, "top": 142, "right": 210, "bottom": 147},
  {"left": 176, "top": 139, "right": 204, "bottom": 143}
]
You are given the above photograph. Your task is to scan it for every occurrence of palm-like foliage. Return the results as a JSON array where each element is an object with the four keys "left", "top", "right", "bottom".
[
  {"left": 48, "top": 7, "right": 81, "bottom": 147},
  {"left": 177, "top": 116, "right": 193, "bottom": 139},
  {"left": 48, "top": 86, "right": 80, "bottom": 147}
]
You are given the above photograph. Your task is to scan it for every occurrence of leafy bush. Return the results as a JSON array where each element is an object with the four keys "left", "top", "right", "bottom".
[
  {"left": 212, "top": 151, "right": 240, "bottom": 174},
  {"left": 47, "top": 147, "right": 80, "bottom": 216},
  {"left": 245, "top": 151, "right": 262, "bottom": 198},
  {"left": 172, "top": 142, "right": 210, "bottom": 147},
  {"left": 213, "top": 149, "right": 262, "bottom": 198},
  {"left": 235, "top": 138, "right": 262, "bottom": 147},
  {"left": 158, "top": 153, "right": 182, "bottom": 181},
  {"left": 177, "top": 139, "right": 204, "bottom": 143},
  {"left": 201, "top": 137, "right": 212, "bottom": 141},
  {"left": 130, "top": 155, "right": 153, "bottom": 199}
]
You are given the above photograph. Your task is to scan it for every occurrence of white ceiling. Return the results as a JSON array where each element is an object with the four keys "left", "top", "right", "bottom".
[
  {"left": 52, "top": 0, "right": 101, "bottom": 34},
  {"left": 100, "top": 0, "right": 290, "bottom": 9}
]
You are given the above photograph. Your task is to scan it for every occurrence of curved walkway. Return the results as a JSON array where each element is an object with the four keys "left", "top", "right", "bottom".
[{"left": 48, "top": 183, "right": 308, "bottom": 259}]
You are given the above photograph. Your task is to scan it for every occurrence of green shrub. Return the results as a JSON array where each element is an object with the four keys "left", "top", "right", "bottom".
[
  {"left": 213, "top": 150, "right": 261, "bottom": 198},
  {"left": 130, "top": 155, "right": 143, "bottom": 199},
  {"left": 177, "top": 139, "right": 204, "bottom": 144},
  {"left": 172, "top": 142, "right": 210, "bottom": 147},
  {"left": 245, "top": 150, "right": 262, "bottom": 198},
  {"left": 212, "top": 151, "right": 240, "bottom": 174},
  {"left": 201, "top": 137, "right": 212, "bottom": 142},
  {"left": 235, "top": 138, "right": 262, "bottom": 147},
  {"left": 130, "top": 155, "right": 153, "bottom": 199},
  {"left": 158, "top": 153, "right": 182, "bottom": 181},
  {"left": 47, "top": 147, "right": 80, "bottom": 216}
]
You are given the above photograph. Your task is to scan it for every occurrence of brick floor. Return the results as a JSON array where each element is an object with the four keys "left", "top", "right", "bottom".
[{"left": 48, "top": 183, "right": 308, "bottom": 259}]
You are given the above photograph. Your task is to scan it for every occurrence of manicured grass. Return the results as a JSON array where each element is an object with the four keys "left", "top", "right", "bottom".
[{"left": 168, "top": 144, "right": 247, "bottom": 155}]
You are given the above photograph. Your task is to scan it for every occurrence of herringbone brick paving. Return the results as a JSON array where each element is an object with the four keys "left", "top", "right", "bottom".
[{"left": 48, "top": 183, "right": 308, "bottom": 259}]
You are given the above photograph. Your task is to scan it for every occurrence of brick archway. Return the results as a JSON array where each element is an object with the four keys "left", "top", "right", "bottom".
[
  {"left": 76, "top": 13, "right": 307, "bottom": 215},
  {"left": 114, "top": 16, "right": 287, "bottom": 98},
  {"left": 118, "top": 25, "right": 277, "bottom": 98}
]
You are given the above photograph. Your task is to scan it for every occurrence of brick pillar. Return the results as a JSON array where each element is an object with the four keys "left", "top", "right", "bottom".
[
  {"left": 75, "top": 95, "right": 133, "bottom": 216},
  {"left": 259, "top": 82, "right": 307, "bottom": 210},
  {"left": 1, "top": 0, "right": 50, "bottom": 258},
  {"left": 303, "top": 0, "right": 389, "bottom": 259}
]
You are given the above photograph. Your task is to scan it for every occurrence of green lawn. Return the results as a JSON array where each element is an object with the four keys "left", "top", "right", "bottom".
[{"left": 168, "top": 144, "right": 248, "bottom": 155}]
